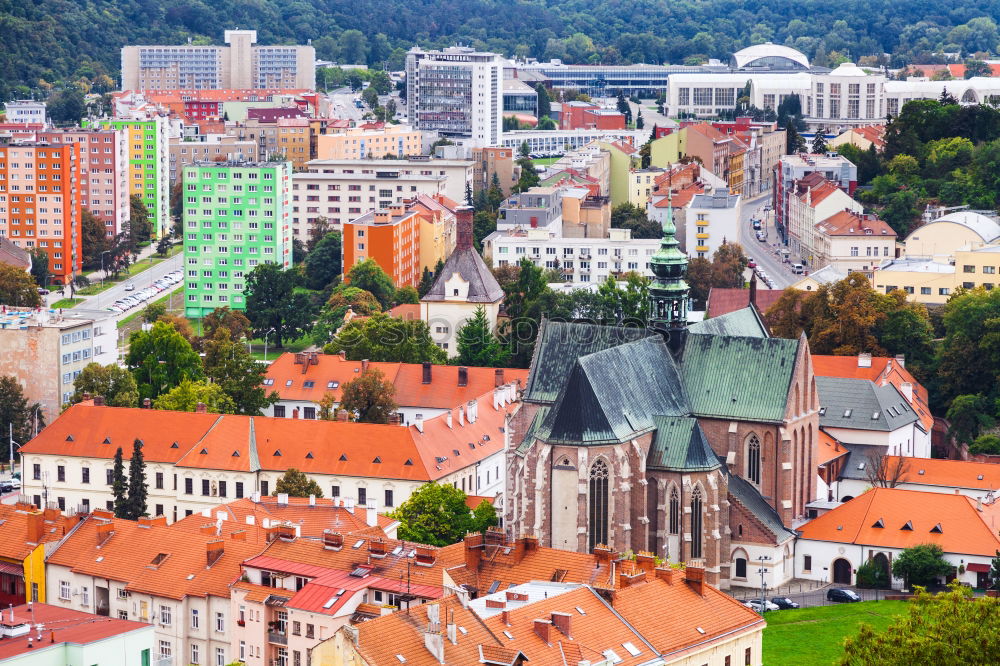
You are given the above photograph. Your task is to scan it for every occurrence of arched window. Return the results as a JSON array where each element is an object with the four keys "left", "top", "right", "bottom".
[
  {"left": 746, "top": 435, "right": 761, "bottom": 486},
  {"left": 668, "top": 486, "right": 680, "bottom": 534},
  {"left": 690, "top": 486, "right": 703, "bottom": 559},
  {"left": 588, "top": 459, "right": 609, "bottom": 551},
  {"left": 735, "top": 557, "right": 747, "bottom": 578}
]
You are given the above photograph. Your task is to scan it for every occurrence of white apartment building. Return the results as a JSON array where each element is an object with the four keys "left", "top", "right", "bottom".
[
  {"left": 786, "top": 177, "right": 863, "bottom": 263},
  {"left": 501, "top": 128, "right": 648, "bottom": 155},
  {"left": 686, "top": 189, "right": 742, "bottom": 259},
  {"left": 3, "top": 100, "right": 46, "bottom": 125},
  {"left": 812, "top": 210, "right": 897, "bottom": 278},
  {"left": 405, "top": 46, "right": 504, "bottom": 146}
]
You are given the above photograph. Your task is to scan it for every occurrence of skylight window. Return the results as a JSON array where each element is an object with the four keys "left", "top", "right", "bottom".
[
  {"left": 488, "top": 580, "right": 501, "bottom": 594},
  {"left": 285, "top": 380, "right": 293, "bottom": 386},
  {"left": 303, "top": 381, "right": 315, "bottom": 388},
  {"left": 352, "top": 539, "right": 364, "bottom": 549},
  {"left": 149, "top": 553, "right": 169, "bottom": 567},
  {"left": 843, "top": 409, "right": 852, "bottom": 418},
  {"left": 327, "top": 381, "right": 339, "bottom": 389},
  {"left": 323, "top": 597, "right": 337, "bottom": 609},
  {"left": 819, "top": 407, "right": 826, "bottom": 416},
  {"left": 575, "top": 606, "right": 586, "bottom": 615},
  {"left": 502, "top": 631, "right": 513, "bottom": 639},
  {"left": 263, "top": 378, "right": 274, "bottom": 386},
  {"left": 603, "top": 649, "right": 623, "bottom": 664},
  {"left": 395, "top": 656, "right": 406, "bottom": 664},
  {"left": 622, "top": 642, "right": 641, "bottom": 657}
]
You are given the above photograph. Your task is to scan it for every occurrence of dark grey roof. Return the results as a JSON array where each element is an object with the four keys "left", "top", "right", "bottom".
[
  {"left": 837, "top": 442, "right": 888, "bottom": 481},
  {"left": 420, "top": 247, "right": 504, "bottom": 303},
  {"left": 687, "top": 307, "right": 768, "bottom": 338},
  {"left": 516, "top": 405, "right": 550, "bottom": 455},
  {"left": 816, "top": 377, "right": 918, "bottom": 432},
  {"left": 524, "top": 320, "right": 655, "bottom": 404},
  {"left": 540, "top": 337, "right": 688, "bottom": 445},
  {"left": 0, "top": 237, "right": 30, "bottom": 272},
  {"left": 727, "top": 472, "right": 796, "bottom": 542},
  {"left": 647, "top": 416, "right": 720, "bottom": 471}
]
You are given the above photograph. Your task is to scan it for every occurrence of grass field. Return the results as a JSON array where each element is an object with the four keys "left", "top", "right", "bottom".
[
  {"left": 50, "top": 298, "right": 84, "bottom": 309},
  {"left": 762, "top": 601, "right": 908, "bottom": 665},
  {"left": 531, "top": 157, "right": 561, "bottom": 167}
]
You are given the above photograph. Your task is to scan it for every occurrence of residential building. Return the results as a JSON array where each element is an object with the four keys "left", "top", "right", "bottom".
[
  {"left": 545, "top": 142, "right": 613, "bottom": 196},
  {"left": 710, "top": 117, "right": 787, "bottom": 194},
  {"left": 774, "top": 152, "right": 857, "bottom": 244},
  {"left": 500, "top": 128, "right": 646, "bottom": 157},
  {"left": 121, "top": 29, "right": 315, "bottom": 91},
  {"left": 790, "top": 264, "right": 847, "bottom": 292},
  {"left": 315, "top": 125, "right": 423, "bottom": 161},
  {"left": 275, "top": 116, "right": 312, "bottom": 169},
  {"left": 38, "top": 128, "right": 129, "bottom": 238},
  {"left": 559, "top": 186, "right": 611, "bottom": 238},
  {"left": 168, "top": 134, "right": 258, "bottom": 183},
  {"left": 181, "top": 161, "right": 292, "bottom": 318},
  {"left": 0, "top": 139, "right": 81, "bottom": 284},
  {"left": 0, "top": 602, "right": 154, "bottom": 666},
  {"left": 408, "top": 193, "right": 458, "bottom": 273},
  {"left": 835, "top": 456, "right": 1000, "bottom": 505},
  {"left": 262, "top": 351, "right": 526, "bottom": 426},
  {"left": 497, "top": 187, "right": 563, "bottom": 231},
  {"left": 343, "top": 204, "right": 421, "bottom": 287},
  {"left": 786, "top": 173, "right": 862, "bottom": 263},
  {"left": 0, "top": 309, "right": 97, "bottom": 424},
  {"left": 471, "top": 146, "right": 516, "bottom": 195},
  {"left": 812, "top": 210, "right": 896, "bottom": 277},
  {"left": 305, "top": 158, "right": 472, "bottom": 205},
  {"left": 0, "top": 504, "right": 79, "bottom": 606},
  {"left": 93, "top": 117, "right": 170, "bottom": 238},
  {"left": 2, "top": 100, "right": 46, "bottom": 125},
  {"left": 405, "top": 46, "right": 504, "bottom": 145},
  {"left": 314, "top": 564, "right": 764, "bottom": 666},
  {"left": 18, "top": 394, "right": 514, "bottom": 522},
  {"left": 44, "top": 512, "right": 263, "bottom": 666},
  {"left": 828, "top": 125, "right": 886, "bottom": 152},
  {"left": 686, "top": 188, "right": 742, "bottom": 259},
  {"left": 627, "top": 166, "right": 667, "bottom": 207},
  {"left": 796, "top": 487, "right": 1000, "bottom": 589},
  {"left": 421, "top": 206, "right": 505, "bottom": 354},
  {"left": 559, "top": 101, "right": 626, "bottom": 130}
]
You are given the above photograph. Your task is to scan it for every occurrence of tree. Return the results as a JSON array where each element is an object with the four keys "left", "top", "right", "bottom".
[
  {"left": 514, "top": 157, "right": 540, "bottom": 192},
  {"left": 312, "top": 286, "right": 382, "bottom": 345},
  {"left": 811, "top": 130, "right": 828, "bottom": 154},
  {"left": 202, "top": 327, "right": 278, "bottom": 415},
  {"left": 0, "top": 376, "right": 43, "bottom": 464},
  {"left": 28, "top": 248, "right": 49, "bottom": 288},
  {"left": 535, "top": 83, "right": 551, "bottom": 119},
  {"left": 304, "top": 231, "right": 343, "bottom": 290},
  {"left": 945, "top": 394, "right": 995, "bottom": 445},
  {"left": 842, "top": 582, "right": 1000, "bottom": 665},
  {"left": 855, "top": 558, "right": 890, "bottom": 589},
  {"left": 47, "top": 87, "right": 85, "bottom": 125},
  {"left": 864, "top": 450, "right": 907, "bottom": 487},
  {"left": 394, "top": 285, "right": 419, "bottom": 305},
  {"left": 125, "top": 321, "right": 204, "bottom": 401},
  {"left": 518, "top": 141, "right": 530, "bottom": 158},
  {"left": 70, "top": 363, "right": 139, "bottom": 407},
  {"left": 338, "top": 30, "right": 369, "bottom": 65},
  {"left": 128, "top": 195, "right": 153, "bottom": 244},
  {"left": 243, "top": 263, "right": 315, "bottom": 348},
  {"left": 537, "top": 116, "right": 557, "bottom": 130},
  {"left": 126, "top": 438, "right": 147, "bottom": 520},
  {"left": 202, "top": 307, "right": 252, "bottom": 342},
  {"left": 318, "top": 393, "right": 337, "bottom": 421},
  {"left": 964, "top": 59, "right": 992, "bottom": 78},
  {"left": 418, "top": 267, "right": 435, "bottom": 297},
  {"left": 81, "top": 209, "right": 111, "bottom": 271},
  {"left": 892, "top": 544, "right": 953, "bottom": 589},
  {"left": 636, "top": 109, "right": 644, "bottom": 129},
  {"left": 339, "top": 368, "right": 398, "bottom": 423},
  {"left": 362, "top": 85, "right": 379, "bottom": 111},
  {"left": 274, "top": 468, "right": 324, "bottom": 498},
  {"left": 970, "top": 434, "right": 1000, "bottom": 455},
  {"left": 346, "top": 259, "right": 395, "bottom": 309},
  {"left": 306, "top": 216, "right": 332, "bottom": 253},
  {"left": 142, "top": 301, "right": 166, "bottom": 324},
  {"left": 389, "top": 482, "right": 478, "bottom": 546},
  {"left": 610, "top": 203, "right": 662, "bottom": 239},
  {"left": 0, "top": 263, "right": 41, "bottom": 307},
  {"left": 111, "top": 447, "right": 127, "bottom": 519},
  {"left": 456, "top": 306, "right": 510, "bottom": 366},
  {"left": 471, "top": 499, "right": 499, "bottom": 532},
  {"left": 989, "top": 550, "right": 1000, "bottom": 590},
  {"left": 368, "top": 69, "right": 393, "bottom": 95},
  {"left": 155, "top": 236, "right": 172, "bottom": 257},
  {"left": 153, "top": 379, "right": 237, "bottom": 414}
]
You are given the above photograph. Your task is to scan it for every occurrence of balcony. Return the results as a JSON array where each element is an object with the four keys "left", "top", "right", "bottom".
[{"left": 268, "top": 631, "right": 288, "bottom": 645}]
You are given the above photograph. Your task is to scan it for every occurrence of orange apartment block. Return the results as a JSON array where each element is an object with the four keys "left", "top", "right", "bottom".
[
  {"left": 0, "top": 140, "right": 81, "bottom": 285},
  {"left": 343, "top": 203, "right": 421, "bottom": 287}
]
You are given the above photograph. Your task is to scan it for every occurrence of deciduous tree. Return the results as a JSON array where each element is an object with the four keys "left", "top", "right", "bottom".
[
  {"left": 892, "top": 543, "right": 953, "bottom": 589},
  {"left": 202, "top": 327, "right": 278, "bottom": 415},
  {"left": 243, "top": 263, "right": 315, "bottom": 348},
  {"left": 274, "top": 468, "right": 323, "bottom": 498},
  {"left": 128, "top": 194, "right": 153, "bottom": 244},
  {"left": 0, "top": 263, "right": 41, "bottom": 307},
  {"left": 125, "top": 321, "right": 204, "bottom": 401},
  {"left": 202, "top": 307, "right": 252, "bottom": 342},
  {"left": 389, "top": 482, "right": 479, "bottom": 546},
  {"left": 0, "top": 376, "right": 43, "bottom": 464},
  {"left": 71, "top": 363, "right": 138, "bottom": 407},
  {"left": 81, "top": 209, "right": 111, "bottom": 271},
  {"left": 304, "top": 231, "right": 342, "bottom": 290},
  {"left": 347, "top": 258, "right": 395, "bottom": 309},
  {"left": 153, "top": 379, "right": 237, "bottom": 414},
  {"left": 327, "top": 314, "right": 445, "bottom": 364},
  {"left": 339, "top": 368, "right": 397, "bottom": 423}
]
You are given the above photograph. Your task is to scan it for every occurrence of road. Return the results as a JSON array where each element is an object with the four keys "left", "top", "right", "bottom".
[
  {"left": 327, "top": 91, "right": 366, "bottom": 121},
  {"left": 67, "top": 253, "right": 184, "bottom": 313},
  {"left": 738, "top": 193, "right": 797, "bottom": 290},
  {"left": 730, "top": 582, "right": 896, "bottom": 609}
]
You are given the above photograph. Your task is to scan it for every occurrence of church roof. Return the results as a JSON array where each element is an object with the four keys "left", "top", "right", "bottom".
[
  {"left": 524, "top": 320, "right": 654, "bottom": 404},
  {"left": 541, "top": 337, "right": 688, "bottom": 445},
  {"left": 687, "top": 306, "right": 768, "bottom": 338},
  {"left": 420, "top": 246, "right": 504, "bottom": 303},
  {"left": 816, "top": 377, "right": 918, "bottom": 432},
  {"left": 647, "top": 417, "right": 720, "bottom": 471},
  {"left": 727, "top": 472, "right": 796, "bottom": 542},
  {"left": 679, "top": 335, "right": 799, "bottom": 423}
]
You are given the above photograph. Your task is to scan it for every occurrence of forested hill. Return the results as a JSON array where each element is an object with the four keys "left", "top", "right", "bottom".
[{"left": 4, "top": 0, "right": 1000, "bottom": 98}]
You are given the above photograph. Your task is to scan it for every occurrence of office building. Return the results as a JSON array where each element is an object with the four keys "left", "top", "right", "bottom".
[
  {"left": 121, "top": 29, "right": 315, "bottom": 91},
  {"left": 502, "top": 78, "right": 539, "bottom": 118},
  {"left": 405, "top": 46, "right": 504, "bottom": 145},
  {"left": 181, "top": 161, "right": 292, "bottom": 318},
  {"left": 0, "top": 139, "right": 81, "bottom": 284}
]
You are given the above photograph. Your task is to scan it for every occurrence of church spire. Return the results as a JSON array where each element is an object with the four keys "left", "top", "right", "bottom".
[{"left": 648, "top": 191, "right": 689, "bottom": 346}]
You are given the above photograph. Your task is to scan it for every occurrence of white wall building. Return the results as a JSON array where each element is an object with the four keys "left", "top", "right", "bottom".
[
  {"left": 501, "top": 128, "right": 648, "bottom": 155},
  {"left": 685, "top": 189, "right": 742, "bottom": 260},
  {"left": 3, "top": 100, "right": 46, "bottom": 125}
]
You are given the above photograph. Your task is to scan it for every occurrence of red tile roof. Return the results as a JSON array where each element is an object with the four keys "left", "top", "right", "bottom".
[
  {"left": 705, "top": 288, "right": 784, "bottom": 318},
  {"left": 798, "top": 487, "right": 1000, "bottom": 556},
  {"left": 0, "top": 504, "right": 79, "bottom": 561},
  {"left": 812, "top": 355, "right": 932, "bottom": 431},
  {"left": 816, "top": 210, "right": 896, "bottom": 238},
  {"left": 816, "top": 431, "right": 848, "bottom": 467},
  {"left": 882, "top": 456, "right": 1000, "bottom": 492},
  {"left": 0, "top": 603, "right": 151, "bottom": 660}
]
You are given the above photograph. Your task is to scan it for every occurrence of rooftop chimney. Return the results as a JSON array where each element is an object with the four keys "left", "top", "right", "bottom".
[
  {"left": 551, "top": 611, "right": 572, "bottom": 638},
  {"left": 323, "top": 530, "right": 344, "bottom": 550},
  {"left": 277, "top": 493, "right": 289, "bottom": 505},
  {"left": 685, "top": 561, "right": 707, "bottom": 596},
  {"left": 467, "top": 399, "right": 477, "bottom": 424},
  {"left": 25, "top": 512, "right": 43, "bottom": 543},
  {"left": 446, "top": 608, "right": 457, "bottom": 645},
  {"left": 654, "top": 566, "right": 679, "bottom": 585},
  {"left": 464, "top": 532, "right": 484, "bottom": 571},
  {"left": 895, "top": 353, "right": 906, "bottom": 368},
  {"left": 142, "top": 398, "right": 151, "bottom": 409},
  {"left": 93, "top": 395, "right": 105, "bottom": 406},
  {"left": 309, "top": 494, "right": 316, "bottom": 506},
  {"left": 422, "top": 361, "right": 432, "bottom": 384},
  {"left": 195, "top": 402, "right": 207, "bottom": 414},
  {"left": 494, "top": 368, "right": 504, "bottom": 387},
  {"left": 533, "top": 619, "right": 552, "bottom": 645},
  {"left": 456, "top": 205, "right": 474, "bottom": 250},
  {"left": 95, "top": 521, "right": 114, "bottom": 547},
  {"left": 361, "top": 359, "right": 370, "bottom": 373},
  {"left": 857, "top": 352, "right": 872, "bottom": 368},
  {"left": 634, "top": 551, "right": 656, "bottom": 577},
  {"left": 206, "top": 539, "right": 225, "bottom": 567},
  {"left": 458, "top": 366, "right": 468, "bottom": 387},
  {"left": 414, "top": 413, "right": 424, "bottom": 433},
  {"left": 366, "top": 503, "right": 378, "bottom": 527}
]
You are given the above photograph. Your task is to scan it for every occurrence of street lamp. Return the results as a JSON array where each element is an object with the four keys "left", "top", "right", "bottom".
[
  {"left": 759, "top": 555, "right": 772, "bottom": 614},
  {"left": 263, "top": 328, "right": 275, "bottom": 362}
]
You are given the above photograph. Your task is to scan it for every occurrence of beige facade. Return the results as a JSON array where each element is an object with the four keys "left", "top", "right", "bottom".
[
  {"left": 787, "top": 185, "right": 861, "bottom": 264},
  {"left": 901, "top": 211, "right": 1000, "bottom": 262},
  {"left": 628, "top": 167, "right": 667, "bottom": 207},
  {"left": 276, "top": 118, "right": 312, "bottom": 170},
  {"left": 316, "top": 126, "right": 423, "bottom": 161},
  {"left": 168, "top": 135, "right": 258, "bottom": 183},
  {"left": 471, "top": 146, "right": 517, "bottom": 195},
  {"left": 875, "top": 244, "right": 1000, "bottom": 304},
  {"left": 560, "top": 188, "right": 611, "bottom": 238}
]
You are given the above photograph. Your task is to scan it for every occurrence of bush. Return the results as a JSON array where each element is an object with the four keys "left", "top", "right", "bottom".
[
  {"left": 856, "top": 559, "right": 890, "bottom": 589},
  {"left": 970, "top": 434, "right": 1000, "bottom": 455}
]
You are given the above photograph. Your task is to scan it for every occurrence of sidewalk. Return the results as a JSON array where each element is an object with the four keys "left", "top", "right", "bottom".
[
  {"left": 728, "top": 578, "right": 830, "bottom": 601},
  {"left": 47, "top": 242, "right": 163, "bottom": 306}
]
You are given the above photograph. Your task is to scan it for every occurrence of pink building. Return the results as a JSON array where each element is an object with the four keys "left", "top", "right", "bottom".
[{"left": 39, "top": 128, "right": 129, "bottom": 238}]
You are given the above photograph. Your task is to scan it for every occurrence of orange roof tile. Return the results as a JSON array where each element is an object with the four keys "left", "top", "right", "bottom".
[
  {"left": 812, "top": 355, "right": 932, "bottom": 431},
  {"left": 884, "top": 456, "right": 1000, "bottom": 492},
  {"left": 387, "top": 303, "right": 421, "bottom": 320},
  {"left": 796, "top": 179, "right": 843, "bottom": 208},
  {"left": 816, "top": 431, "right": 848, "bottom": 467},
  {"left": 816, "top": 210, "right": 896, "bottom": 238},
  {"left": 465, "top": 495, "right": 494, "bottom": 509},
  {"left": 0, "top": 504, "right": 79, "bottom": 561},
  {"left": 798, "top": 487, "right": 1000, "bottom": 556}
]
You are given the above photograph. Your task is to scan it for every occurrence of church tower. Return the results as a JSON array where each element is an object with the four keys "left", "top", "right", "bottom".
[{"left": 648, "top": 193, "right": 689, "bottom": 350}]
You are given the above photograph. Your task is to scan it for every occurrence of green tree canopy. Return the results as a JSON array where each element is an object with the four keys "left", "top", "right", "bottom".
[
  {"left": 71, "top": 363, "right": 139, "bottom": 407},
  {"left": 153, "top": 379, "right": 237, "bottom": 414},
  {"left": 456, "top": 306, "right": 510, "bottom": 367},
  {"left": 202, "top": 327, "right": 278, "bottom": 415},
  {"left": 0, "top": 376, "right": 43, "bottom": 464},
  {"left": 202, "top": 307, "right": 252, "bottom": 342},
  {"left": 326, "top": 313, "right": 446, "bottom": 364},
  {"left": 80, "top": 209, "right": 111, "bottom": 271},
  {"left": 126, "top": 438, "right": 148, "bottom": 520},
  {"left": 610, "top": 203, "right": 662, "bottom": 239},
  {"left": 111, "top": 446, "right": 127, "bottom": 519},
  {"left": 304, "top": 231, "right": 342, "bottom": 290},
  {"left": 945, "top": 394, "right": 995, "bottom": 445},
  {"left": 389, "top": 482, "right": 495, "bottom": 546},
  {"left": 126, "top": 321, "right": 204, "bottom": 401},
  {"left": 312, "top": 286, "right": 382, "bottom": 345},
  {"left": 339, "top": 368, "right": 398, "bottom": 424},
  {"left": 274, "top": 468, "right": 324, "bottom": 498},
  {"left": 0, "top": 263, "right": 42, "bottom": 307},
  {"left": 346, "top": 259, "right": 395, "bottom": 309},
  {"left": 128, "top": 194, "right": 153, "bottom": 244},
  {"left": 243, "top": 263, "right": 315, "bottom": 348},
  {"left": 892, "top": 543, "right": 953, "bottom": 589},
  {"left": 28, "top": 248, "right": 49, "bottom": 287}
]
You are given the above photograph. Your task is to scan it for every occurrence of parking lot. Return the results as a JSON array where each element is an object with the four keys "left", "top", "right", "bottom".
[{"left": 104, "top": 269, "right": 182, "bottom": 316}]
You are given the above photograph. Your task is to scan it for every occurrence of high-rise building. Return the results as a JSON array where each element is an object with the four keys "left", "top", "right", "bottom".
[
  {"left": 0, "top": 139, "right": 81, "bottom": 284},
  {"left": 405, "top": 47, "right": 504, "bottom": 146},
  {"left": 181, "top": 161, "right": 292, "bottom": 318},
  {"left": 343, "top": 204, "right": 422, "bottom": 288},
  {"left": 121, "top": 30, "right": 315, "bottom": 91},
  {"left": 38, "top": 128, "right": 129, "bottom": 239},
  {"left": 92, "top": 118, "right": 170, "bottom": 239}
]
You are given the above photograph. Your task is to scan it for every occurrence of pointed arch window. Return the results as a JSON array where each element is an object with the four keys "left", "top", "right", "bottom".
[
  {"left": 588, "top": 459, "right": 609, "bottom": 551},
  {"left": 690, "top": 486, "right": 704, "bottom": 559},
  {"left": 746, "top": 435, "right": 761, "bottom": 486},
  {"left": 668, "top": 486, "right": 680, "bottom": 535}
]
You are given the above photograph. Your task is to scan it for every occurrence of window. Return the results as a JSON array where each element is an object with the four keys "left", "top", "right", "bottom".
[
  {"left": 154, "top": 471, "right": 163, "bottom": 489},
  {"left": 191, "top": 609, "right": 199, "bottom": 629},
  {"left": 159, "top": 640, "right": 172, "bottom": 659},
  {"left": 185, "top": 478, "right": 193, "bottom": 494},
  {"left": 215, "top": 612, "right": 224, "bottom": 632},
  {"left": 219, "top": 481, "right": 227, "bottom": 498},
  {"left": 239, "top": 641, "right": 246, "bottom": 661},
  {"left": 984, "top": 266, "right": 996, "bottom": 274},
  {"left": 358, "top": 487, "right": 367, "bottom": 505},
  {"left": 260, "top": 480, "right": 269, "bottom": 496},
  {"left": 668, "top": 487, "right": 680, "bottom": 534},
  {"left": 292, "top": 620, "right": 301, "bottom": 636},
  {"left": 804, "top": 555, "right": 812, "bottom": 571},
  {"left": 57, "top": 465, "right": 65, "bottom": 482},
  {"left": 235, "top": 482, "right": 244, "bottom": 498},
  {"left": 303, "top": 407, "right": 316, "bottom": 420},
  {"left": 746, "top": 435, "right": 761, "bottom": 486},
  {"left": 331, "top": 485, "right": 340, "bottom": 498},
  {"left": 81, "top": 467, "right": 90, "bottom": 484},
  {"left": 59, "top": 580, "right": 71, "bottom": 600},
  {"left": 920, "top": 287, "right": 931, "bottom": 295},
  {"left": 306, "top": 624, "right": 314, "bottom": 639},
  {"left": 964, "top": 265, "right": 976, "bottom": 273},
  {"left": 160, "top": 605, "right": 172, "bottom": 625},
  {"left": 588, "top": 459, "right": 609, "bottom": 551},
  {"left": 191, "top": 643, "right": 200, "bottom": 664},
  {"left": 850, "top": 246, "right": 859, "bottom": 257},
  {"left": 745, "top": 647, "right": 752, "bottom": 666},
  {"left": 215, "top": 647, "right": 226, "bottom": 666},
  {"left": 939, "top": 288, "right": 951, "bottom": 296},
  {"left": 202, "top": 479, "right": 211, "bottom": 496},
  {"left": 735, "top": 557, "right": 747, "bottom": 578},
  {"left": 691, "top": 486, "right": 704, "bottom": 559},
  {"left": 385, "top": 489, "right": 394, "bottom": 507},
  {"left": 274, "top": 405, "right": 286, "bottom": 418},
  {"left": 33, "top": 464, "right": 40, "bottom": 480}
]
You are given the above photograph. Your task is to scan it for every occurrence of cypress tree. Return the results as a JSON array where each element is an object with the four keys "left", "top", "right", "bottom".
[
  {"left": 111, "top": 447, "right": 127, "bottom": 518},
  {"left": 126, "top": 438, "right": 147, "bottom": 519}
]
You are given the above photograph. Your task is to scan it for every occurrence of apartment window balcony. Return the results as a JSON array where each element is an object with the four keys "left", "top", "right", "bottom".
[
  {"left": 267, "top": 631, "right": 288, "bottom": 645},
  {"left": 696, "top": 233, "right": 709, "bottom": 240}
]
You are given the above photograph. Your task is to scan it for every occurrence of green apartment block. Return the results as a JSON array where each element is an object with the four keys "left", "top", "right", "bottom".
[
  {"left": 182, "top": 161, "right": 293, "bottom": 318},
  {"left": 93, "top": 117, "right": 170, "bottom": 238}
]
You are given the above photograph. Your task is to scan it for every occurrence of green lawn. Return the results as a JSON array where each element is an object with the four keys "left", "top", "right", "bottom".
[
  {"left": 763, "top": 601, "right": 909, "bottom": 665},
  {"left": 246, "top": 333, "right": 314, "bottom": 361},
  {"left": 51, "top": 298, "right": 85, "bottom": 309},
  {"left": 531, "top": 157, "right": 561, "bottom": 167}
]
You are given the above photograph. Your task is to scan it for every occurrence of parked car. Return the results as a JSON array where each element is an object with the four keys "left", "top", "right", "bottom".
[
  {"left": 124, "top": 282, "right": 135, "bottom": 291},
  {"left": 756, "top": 231, "right": 767, "bottom": 242},
  {"left": 747, "top": 258, "right": 756, "bottom": 268},
  {"left": 744, "top": 599, "right": 780, "bottom": 612},
  {"left": 752, "top": 220, "right": 762, "bottom": 230},
  {"left": 771, "top": 597, "right": 799, "bottom": 609},
  {"left": 827, "top": 588, "right": 861, "bottom": 603}
]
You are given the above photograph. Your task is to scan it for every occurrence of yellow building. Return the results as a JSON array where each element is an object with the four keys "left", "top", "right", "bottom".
[
  {"left": 0, "top": 504, "right": 76, "bottom": 604},
  {"left": 627, "top": 167, "right": 667, "bottom": 207},
  {"left": 315, "top": 125, "right": 423, "bottom": 160},
  {"left": 901, "top": 211, "right": 1000, "bottom": 262},
  {"left": 873, "top": 258, "right": 956, "bottom": 304},
  {"left": 560, "top": 186, "right": 611, "bottom": 237},
  {"left": 596, "top": 140, "right": 639, "bottom": 207},
  {"left": 276, "top": 117, "right": 313, "bottom": 170},
  {"left": 409, "top": 194, "right": 457, "bottom": 274},
  {"left": 728, "top": 148, "right": 746, "bottom": 195}
]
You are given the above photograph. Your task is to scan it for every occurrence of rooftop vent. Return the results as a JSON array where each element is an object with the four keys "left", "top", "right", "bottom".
[
  {"left": 900, "top": 521, "right": 913, "bottom": 531},
  {"left": 930, "top": 523, "right": 943, "bottom": 533}
]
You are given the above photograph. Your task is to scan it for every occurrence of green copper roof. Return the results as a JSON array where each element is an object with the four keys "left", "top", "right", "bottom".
[
  {"left": 688, "top": 307, "right": 768, "bottom": 338},
  {"left": 679, "top": 334, "right": 799, "bottom": 423},
  {"left": 647, "top": 416, "right": 721, "bottom": 471}
]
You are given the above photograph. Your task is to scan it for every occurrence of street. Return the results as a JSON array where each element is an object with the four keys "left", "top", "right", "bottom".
[
  {"left": 729, "top": 581, "right": 890, "bottom": 609},
  {"left": 738, "top": 193, "right": 797, "bottom": 290}
]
